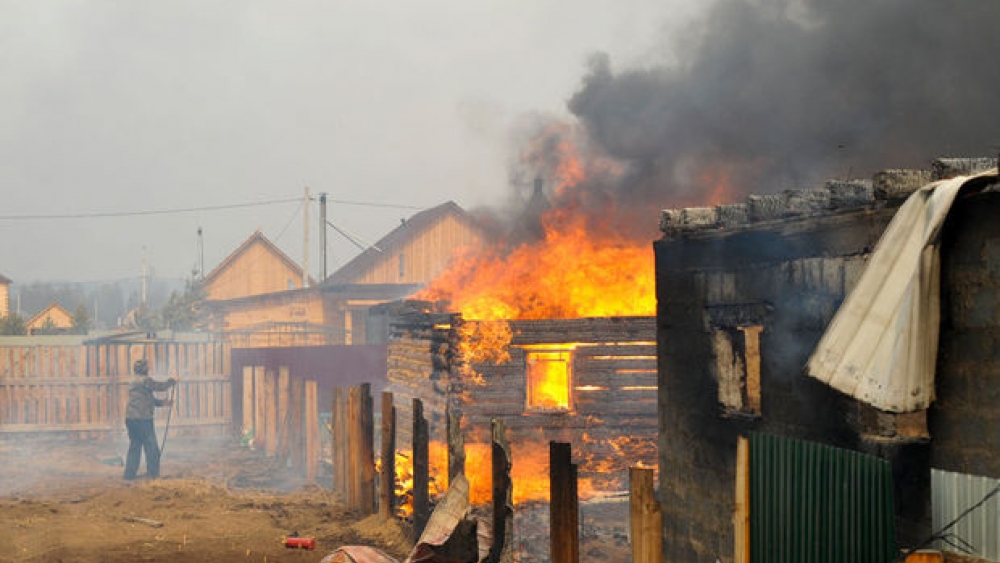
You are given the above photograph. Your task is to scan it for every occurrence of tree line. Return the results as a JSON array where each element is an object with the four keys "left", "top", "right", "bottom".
[{"left": 0, "top": 277, "right": 206, "bottom": 336}]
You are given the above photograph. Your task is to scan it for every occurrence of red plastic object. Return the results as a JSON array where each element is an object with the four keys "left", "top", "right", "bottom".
[{"left": 284, "top": 537, "right": 316, "bottom": 550}]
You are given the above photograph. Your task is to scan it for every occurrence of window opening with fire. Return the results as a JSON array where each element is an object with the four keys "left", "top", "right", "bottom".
[
  {"left": 524, "top": 345, "right": 575, "bottom": 412},
  {"left": 710, "top": 325, "right": 763, "bottom": 417}
]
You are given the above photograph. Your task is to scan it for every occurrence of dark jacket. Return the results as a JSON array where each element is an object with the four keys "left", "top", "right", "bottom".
[{"left": 126, "top": 375, "right": 175, "bottom": 420}]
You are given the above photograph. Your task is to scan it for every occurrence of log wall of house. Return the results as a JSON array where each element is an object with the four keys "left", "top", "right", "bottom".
[
  {"left": 460, "top": 318, "right": 658, "bottom": 494},
  {"left": 384, "top": 310, "right": 659, "bottom": 498}
]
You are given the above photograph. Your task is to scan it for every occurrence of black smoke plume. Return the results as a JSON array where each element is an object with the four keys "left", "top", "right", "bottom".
[{"left": 564, "top": 0, "right": 1000, "bottom": 205}]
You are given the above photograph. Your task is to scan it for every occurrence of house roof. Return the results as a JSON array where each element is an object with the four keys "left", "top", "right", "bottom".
[
  {"left": 0, "top": 273, "right": 11, "bottom": 284},
  {"left": 325, "top": 201, "right": 483, "bottom": 285},
  {"left": 202, "top": 230, "right": 306, "bottom": 286},
  {"left": 26, "top": 302, "right": 73, "bottom": 327}
]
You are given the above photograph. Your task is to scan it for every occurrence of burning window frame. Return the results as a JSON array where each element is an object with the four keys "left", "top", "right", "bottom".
[{"left": 522, "top": 344, "right": 577, "bottom": 413}]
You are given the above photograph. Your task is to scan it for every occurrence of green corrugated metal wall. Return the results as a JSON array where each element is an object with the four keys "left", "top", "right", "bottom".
[{"left": 750, "top": 432, "right": 895, "bottom": 563}]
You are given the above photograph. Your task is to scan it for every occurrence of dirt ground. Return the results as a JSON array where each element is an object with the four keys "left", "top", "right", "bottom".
[{"left": 0, "top": 435, "right": 412, "bottom": 563}]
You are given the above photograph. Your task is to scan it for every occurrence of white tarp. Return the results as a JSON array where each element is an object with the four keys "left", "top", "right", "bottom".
[{"left": 806, "top": 170, "right": 997, "bottom": 412}]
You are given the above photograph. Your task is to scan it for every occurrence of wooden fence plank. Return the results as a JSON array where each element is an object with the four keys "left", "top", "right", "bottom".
[
  {"left": 305, "top": 379, "right": 318, "bottom": 482},
  {"left": 265, "top": 370, "right": 277, "bottom": 457}
]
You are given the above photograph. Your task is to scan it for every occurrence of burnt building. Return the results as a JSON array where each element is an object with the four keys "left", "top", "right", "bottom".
[
  {"left": 654, "top": 157, "right": 1000, "bottom": 562},
  {"left": 380, "top": 301, "right": 657, "bottom": 561}
]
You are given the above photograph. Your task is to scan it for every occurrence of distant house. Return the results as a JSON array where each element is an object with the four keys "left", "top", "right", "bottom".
[
  {"left": 203, "top": 202, "right": 488, "bottom": 347},
  {"left": 0, "top": 274, "right": 10, "bottom": 318},
  {"left": 326, "top": 201, "right": 486, "bottom": 286},
  {"left": 202, "top": 230, "right": 309, "bottom": 301},
  {"left": 323, "top": 201, "right": 488, "bottom": 344},
  {"left": 26, "top": 302, "right": 74, "bottom": 335}
]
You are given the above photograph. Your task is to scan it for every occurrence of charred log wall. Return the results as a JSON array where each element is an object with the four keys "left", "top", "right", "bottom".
[
  {"left": 933, "top": 191, "right": 1000, "bottom": 477},
  {"left": 655, "top": 164, "right": 1000, "bottom": 562},
  {"left": 385, "top": 309, "right": 456, "bottom": 451},
  {"left": 461, "top": 317, "right": 658, "bottom": 491},
  {"left": 655, "top": 206, "right": 906, "bottom": 563}
]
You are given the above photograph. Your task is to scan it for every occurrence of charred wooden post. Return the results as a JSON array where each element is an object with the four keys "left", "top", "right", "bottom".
[
  {"left": 630, "top": 467, "right": 663, "bottom": 563},
  {"left": 304, "top": 380, "right": 319, "bottom": 482},
  {"left": 412, "top": 398, "right": 430, "bottom": 540},
  {"left": 380, "top": 391, "right": 396, "bottom": 522},
  {"left": 348, "top": 386, "right": 362, "bottom": 509},
  {"left": 550, "top": 441, "right": 580, "bottom": 563},
  {"left": 447, "top": 402, "right": 465, "bottom": 481},
  {"left": 360, "top": 383, "right": 376, "bottom": 515},
  {"left": 487, "top": 418, "right": 514, "bottom": 563}
]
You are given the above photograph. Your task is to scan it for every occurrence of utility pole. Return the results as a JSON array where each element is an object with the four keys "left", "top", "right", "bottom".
[
  {"left": 303, "top": 187, "right": 310, "bottom": 288},
  {"left": 197, "top": 226, "right": 205, "bottom": 280},
  {"left": 141, "top": 245, "right": 148, "bottom": 306},
  {"left": 320, "top": 193, "right": 327, "bottom": 282}
]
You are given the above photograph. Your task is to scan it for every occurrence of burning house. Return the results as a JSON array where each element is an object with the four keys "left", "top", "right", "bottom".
[
  {"left": 374, "top": 166, "right": 661, "bottom": 560},
  {"left": 654, "top": 157, "right": 1000, "bottom": 562},
  {"left": 381, "top": 304, "right": 657, "bottom": 562}
]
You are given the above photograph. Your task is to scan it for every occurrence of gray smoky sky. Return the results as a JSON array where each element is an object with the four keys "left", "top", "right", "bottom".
[
  {"left": 3, "top": 0, "right": 998, "bottom": 286},
  {"left": 0, "top": 1, "right": 695, "bottom": 283}
]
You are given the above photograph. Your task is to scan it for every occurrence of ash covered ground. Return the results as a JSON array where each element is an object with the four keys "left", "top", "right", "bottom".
[{"left": 0, "top": 435, "right": 411, "bottom": 563}]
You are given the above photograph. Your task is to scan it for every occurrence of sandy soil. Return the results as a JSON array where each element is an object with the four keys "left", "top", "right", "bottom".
[{"left": 0, "top": 436, "right": 412, "bottom": 563}]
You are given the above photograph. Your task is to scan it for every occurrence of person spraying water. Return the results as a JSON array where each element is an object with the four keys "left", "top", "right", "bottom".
[{"left": 123, "top": 358, "right": 178, "bottom": 480}]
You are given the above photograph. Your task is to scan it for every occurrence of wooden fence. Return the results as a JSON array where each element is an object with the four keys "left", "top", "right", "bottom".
[
  {"left": 0, "top": 336, "right": 231, "bottom": 440},
  {"left": 239, "top": 365, "right": 320, "bottom": 481}
]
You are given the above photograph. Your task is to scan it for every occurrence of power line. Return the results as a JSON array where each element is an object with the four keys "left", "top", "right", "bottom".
[{"left": 0, "top": 195, "right": 424, "bottom": 220}]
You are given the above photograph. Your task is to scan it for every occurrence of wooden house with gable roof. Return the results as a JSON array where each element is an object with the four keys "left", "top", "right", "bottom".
[
  {"left": 26, "top": 302, "right": 74, "bottom": 335},
  {"left": 201, "top": 230, "right": 326, "bottom": 346},
  {"left": 203, "top": 202, "right": 487, "bottom": 347},
  {"left": 322, "top": 201, "right": 488, "bottom": 344},
  {"left": 202, "top": 230, "right": 308, "bottom": 301}
]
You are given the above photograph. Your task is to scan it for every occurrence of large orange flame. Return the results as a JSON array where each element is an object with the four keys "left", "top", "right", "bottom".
[{"left": 417, "top": 207, "right": 655, "bottom": 320}]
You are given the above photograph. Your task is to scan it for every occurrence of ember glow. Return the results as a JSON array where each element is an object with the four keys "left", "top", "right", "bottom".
[{"left": 524, "top": 345, "right": 577, "bottom": 412}]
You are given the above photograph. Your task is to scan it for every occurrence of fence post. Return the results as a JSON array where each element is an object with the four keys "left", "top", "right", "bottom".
[
  {"left": 486, "top": 418, "right": 514, "bottom": 563},
  {"left": 733, "top": 436, "right": 749, "bottom": 563},
  {"left": 253, "top": 366, "right": 266, "bottom": 451},
  {"left": 630, "top": 467, "right": 663, "bottom": 563},
  {"left": 412, "top": 398, "right": 430, "bottom": 540},
  {"left": 348, "top": 386, "right": 361, "bottom": 510},
  {"left": 360, "top": 383, "right": 375, "bottom": 515},
  {"left": 277, "top": 367, "right": 290, "bottom": 461},
  {"left": 332, "top": 387, "right": 348, "bottom": 499},
  {"left": 447, "top": 402, "right": 465, "bottom": 482},
  {"left": 289, "top": 377, "right": 304, "bottom": 471},
  {"left": 264, "top": 369, "right": 277, "bottom": 457},
  {"left": 380, "top": 391, "right": 396, "bottom": 522},
  {"left": 304, "top": 379, "right": 318, "bottom": 482},
  {"left": 550, "top": 441, "right": 579, "bottom": 563}
]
